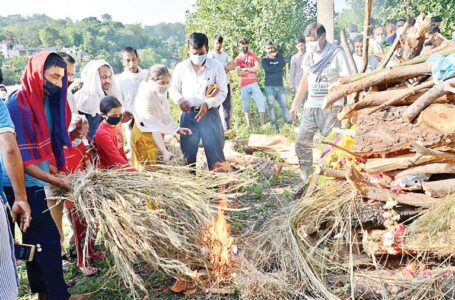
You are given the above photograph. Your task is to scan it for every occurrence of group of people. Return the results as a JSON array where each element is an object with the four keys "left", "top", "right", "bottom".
[
  {"left": 0, "top": 31, "right": 234, "bottom": 300},
  {"left": 1, "top": 16, "right": 452, "bottom": 299}
]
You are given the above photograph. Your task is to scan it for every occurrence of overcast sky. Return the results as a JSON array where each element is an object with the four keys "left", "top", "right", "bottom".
[
  {"left": 0, "top": 0, "right": 195, "bottom": 25},
  {"left": 0, "top": 0, "right": 348, "bottom": 25}
]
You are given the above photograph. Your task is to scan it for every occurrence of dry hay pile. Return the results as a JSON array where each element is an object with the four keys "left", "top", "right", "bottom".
[
  {"left": 56, "top": 166, "right": 244, "bottom": 297},
  {"left": 237, "top": 180, "right": 455, "bottom": 299},
  {"left": 238, "top": 181, "right": 357, "bottom": 299}
]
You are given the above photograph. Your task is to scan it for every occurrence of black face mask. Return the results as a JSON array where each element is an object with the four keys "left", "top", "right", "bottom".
[
  {"left": 44, "top": 80, "right": 61, "bottom": 96},
  {"left": 105, "top": 115, "right": 122, "bottom": 126},
  {"left": 240, "top": 47, "right": 249, "bottom": 54}
]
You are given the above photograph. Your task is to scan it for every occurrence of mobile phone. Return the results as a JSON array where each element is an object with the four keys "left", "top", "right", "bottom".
[{"left": 14, "top": 243, "right": 36, "bottom": 262}]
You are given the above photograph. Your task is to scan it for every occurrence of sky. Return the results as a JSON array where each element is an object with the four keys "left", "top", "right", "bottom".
[
  {"left": 0, "top": 0, "right": 196, "bottom": 25},
  {"left": 0, "top": 0, "right": 349, "bottom": 25}
]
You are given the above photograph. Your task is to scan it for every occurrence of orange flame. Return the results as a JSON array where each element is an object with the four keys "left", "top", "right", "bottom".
[{"left": 203, "top": 198, "right": 233, "bottom": 277}]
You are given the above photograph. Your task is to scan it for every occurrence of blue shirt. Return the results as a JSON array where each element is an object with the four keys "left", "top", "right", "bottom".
[
  {"left": 1, "top": 98, "right": 52, "bottom": 188},
  {"left": 0, "top": 101, "right": 15, "bottom": 204}
]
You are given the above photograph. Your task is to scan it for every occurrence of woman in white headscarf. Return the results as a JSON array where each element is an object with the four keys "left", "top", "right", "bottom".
[
  {"left": 131, "top": 64, "right": 191, "bottom": 170},
  {"left": 75, "top": 59, "right": 123, "bottom": 138}
]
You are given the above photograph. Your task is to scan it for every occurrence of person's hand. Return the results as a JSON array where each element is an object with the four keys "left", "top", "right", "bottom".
[
  {"left": 57, "top": 175, "right": 72, "bottom": 190},
  {"left": 121, "top": 111, "right": 133, "bottom": 123},
  {"left": 289, "top": 105, "right": 299, "bottom": 122},
  {"left": 195, "top": 103, "right": 208, "bottom": 122},
  {"left": 162, "top": 151, "right": 175, "bottom": 162},
  {"left": 11, "top": 200, "right": 31, "bottom": 232},
  {"left": 177, "top": 128, "right": 192, "bottom": 135},
  {"left": 179, "top": 99, "right": 191, "bottom": 112}
]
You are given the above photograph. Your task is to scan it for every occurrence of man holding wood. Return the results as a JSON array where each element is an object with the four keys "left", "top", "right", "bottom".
[{"left": 289, "top": 23, "right": 350, "bottom": 183}]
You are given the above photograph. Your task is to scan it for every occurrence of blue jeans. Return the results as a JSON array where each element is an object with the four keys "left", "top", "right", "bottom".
[
  {"left": 180, "top": 108, "right": 225, "bottom": 169},
  {"left": 264, "top": 86, "right": 291, "bottom": 124},
  {"left": 5, "top": 187, "right": 70, "bottom": 300},
  {"left": 240, "top": 82, "right": 266, "bottom": 113}
]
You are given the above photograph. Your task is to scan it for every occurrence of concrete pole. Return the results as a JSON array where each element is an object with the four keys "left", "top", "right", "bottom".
[{"left": 317, "top": 0, "right": 334, "bottom": 43}]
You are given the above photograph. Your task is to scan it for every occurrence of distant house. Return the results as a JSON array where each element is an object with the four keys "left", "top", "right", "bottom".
[
  {"left": 60, "top": 46, "right": 89, "bottom": 61},
  {"left": 0, "top": 39, "right": 39, "bottom": 58}
]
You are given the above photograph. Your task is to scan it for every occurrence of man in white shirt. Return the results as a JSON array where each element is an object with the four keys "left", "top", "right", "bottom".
[
  {"left": 352, "top": 35, "right": 379, "bottom": 73},
  {"left": 208, "top": 35, "right": 235, "bottom": 130},
  {"left": 169, "top": 32, "right": 228, "bottom": 170},
  {"left": 116, "top": 47, "right": 148, "bottom": 145}
]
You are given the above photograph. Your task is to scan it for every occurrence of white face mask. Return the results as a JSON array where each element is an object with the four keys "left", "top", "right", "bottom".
[
  {"left": 307, "top": 39, "right": 321, "bottom": 53},
  {"left": 0, "top": 91, "right": 6, "bottom": 100},
  {"left": 151, "top": 81, "right": 169, "bottom": 94},
  {"left": 189, "top": 53, "right": 207, "bottom": 66},
  {"left": 72, "top": 138, "right": 82, "bottom": 147}
]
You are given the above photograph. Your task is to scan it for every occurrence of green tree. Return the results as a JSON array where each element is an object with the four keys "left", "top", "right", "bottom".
[
  {"left": 186, "top": 0, "right": 316, "bottom": 59},
  {"left": 2, "top": 55, "right": 28, "bottom": 85},
  {"left": 38, "top": 26, "right": 60, "bottom": 47}
]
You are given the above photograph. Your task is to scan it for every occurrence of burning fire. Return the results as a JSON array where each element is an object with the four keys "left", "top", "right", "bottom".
[{"left": 202, "top": 198, "right": 235, "bottom": 278}]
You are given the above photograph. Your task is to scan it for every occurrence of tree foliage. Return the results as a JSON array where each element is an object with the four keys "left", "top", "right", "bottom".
[
  {"left": 186, "top": 0, "right": 316, "bottom": 59},
  {"left": 0, "top": 14, "right": 186, "bottom": 84}
]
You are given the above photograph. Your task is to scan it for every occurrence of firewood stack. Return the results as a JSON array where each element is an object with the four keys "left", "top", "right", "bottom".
[{"left": 314, "top": 14, "right": 455, "bottom": 294}]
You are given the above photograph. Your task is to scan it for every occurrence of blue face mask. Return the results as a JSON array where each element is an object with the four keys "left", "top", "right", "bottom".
[
  {"left": 44, "top": 80, "right": 61, "bottom": 96},
  {"left": 189, "top": 53, "right": 207, "bottom": 66}
]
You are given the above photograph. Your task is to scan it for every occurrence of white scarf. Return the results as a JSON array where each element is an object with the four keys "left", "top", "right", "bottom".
[
  {"left": 133, "top": 81, "right": 178, "bottom": 135},
  {"left": 75, "top": 60, "right": 122, "bottom": 116},
  {"left": 116, "top": 67, "right": 148, "bottom": 113}
]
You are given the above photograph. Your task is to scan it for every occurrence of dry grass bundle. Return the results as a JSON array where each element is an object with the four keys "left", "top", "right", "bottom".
[
  {"left": 239, "top": 181, "right": 359, "bottom": 299},
  {"left": 57, "top": 166, "right": 245, "bottom": 297},
  {"left": 406, "top": 194, "right": 455, "bottom": 242}
]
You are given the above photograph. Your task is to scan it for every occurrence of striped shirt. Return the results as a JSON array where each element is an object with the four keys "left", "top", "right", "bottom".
[{"left": 0, "top": 100, "right": 19, "bottom": 300}]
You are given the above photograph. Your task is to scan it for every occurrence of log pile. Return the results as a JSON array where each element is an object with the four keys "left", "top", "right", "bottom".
[{"left": 273, "top": 17, "right": 455, "bottom": 298}]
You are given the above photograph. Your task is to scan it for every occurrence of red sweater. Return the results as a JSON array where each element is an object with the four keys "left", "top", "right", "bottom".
[
  {"left": 93, "top": 122, "right": 129, "bottom": 169},
  {"left": 63, "top": 142, "right": 90, "bottom": 173}
]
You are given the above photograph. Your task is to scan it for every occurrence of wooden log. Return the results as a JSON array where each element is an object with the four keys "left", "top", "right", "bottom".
[
  {"left": 360, "top": 0, "right": 372, "bottom": 73},
  {"left": 354, "top": 104, "right": 455, "bottom": 156},
  {"left": 399, "top": 15, "right": 431, "bottom": 62},
  {"left": 395, "top": 163, "right": 455, "bottom": 179},
  {"left": 360, "top": 184, "right": 441, "bottom": 207},
  {"left": 322, "top": 62, "right": 432, "bottom": 109},
  {"left": 223, "top": 140, "right": 283, "bottom": 180},
  {"left": 344, "top": 93, "right": 455, "bottom": 120},
  {"left": 338, "top": 42, "right": 455, "bottom": 86},
  {"left": 365, "top": 154, "right": 439, "bottom": 174},
  {"left": 378, "top": 22, "right": 410, "bottom": 69},
  {"left": 413, "top": 143, "right": 455, "bottom": 163},
  {"left": 315, "top": 166, "right": 346, "bottom": 179},
  {"left": 368, "top": 80, "right": 434, "bottom": 114},
  {"left": 422, "top": 178, "right": 455, "bottom": 198},
  {"left": 402, "top": 78, "right": 455, "bottom": 123},
  {"left": 340, "top": 30, "right": 357, "bottom": 75},
  {"left": 365, "top": 228, "right": 455, "bottom": 257}
]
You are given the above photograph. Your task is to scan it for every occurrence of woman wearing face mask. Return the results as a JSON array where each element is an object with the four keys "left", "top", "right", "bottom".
[
  {"left": 131, "top": 64, "right": 191, "bottom": 170},
  {"left": 93, "top": 96, "right": 134, "bottom": 170}
]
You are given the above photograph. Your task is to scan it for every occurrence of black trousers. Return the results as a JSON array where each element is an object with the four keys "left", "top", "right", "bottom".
[{"left": 5, "top": 186, "right": 70, "bottom": 300}]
